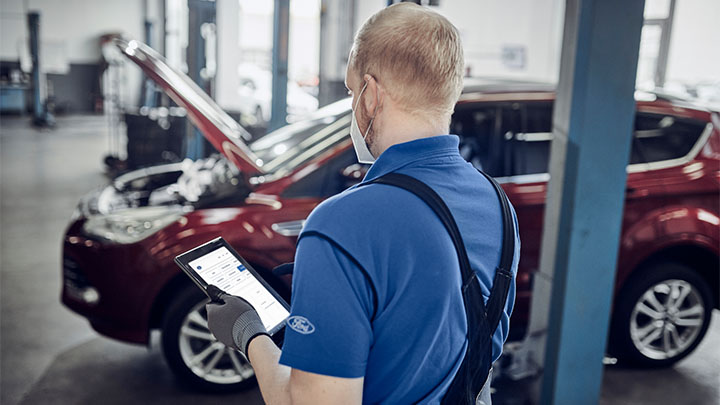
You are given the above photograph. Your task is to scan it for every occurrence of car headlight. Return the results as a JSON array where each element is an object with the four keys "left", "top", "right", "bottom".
[{"left": 82, "top": 206, "right": 185, "bottom": 244}]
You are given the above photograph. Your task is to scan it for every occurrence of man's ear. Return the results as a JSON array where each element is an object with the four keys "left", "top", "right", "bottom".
[{"left": 362, "top": 74, "right": 382, "bottom": 116}]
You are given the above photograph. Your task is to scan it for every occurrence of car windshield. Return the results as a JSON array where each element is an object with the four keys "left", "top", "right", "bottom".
[{"left": 249, "top": 98, "right": 352, "bottom": 176}]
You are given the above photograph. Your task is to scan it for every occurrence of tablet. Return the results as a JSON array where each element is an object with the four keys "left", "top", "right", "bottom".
[{"left": 174, "top": 237, "right": 290, "bottom": 336}]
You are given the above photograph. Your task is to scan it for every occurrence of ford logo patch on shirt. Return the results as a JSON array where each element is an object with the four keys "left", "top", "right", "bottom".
[{"left": 287, "top": 315, "right": 315, "bottom": 334}]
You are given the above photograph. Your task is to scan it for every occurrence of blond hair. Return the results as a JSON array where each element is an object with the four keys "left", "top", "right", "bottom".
[{"left": 349, "top": 2, "right": 464, "bottom": 118}]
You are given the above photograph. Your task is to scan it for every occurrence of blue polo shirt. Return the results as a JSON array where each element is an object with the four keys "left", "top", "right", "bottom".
[{"left": 279, "top": 135, "right": 519, "bottom": 403}]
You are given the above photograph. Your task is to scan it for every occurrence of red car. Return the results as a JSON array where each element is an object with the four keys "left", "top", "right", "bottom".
[{"left": 62, "top": 39, "right": 720, "bottom": 392}]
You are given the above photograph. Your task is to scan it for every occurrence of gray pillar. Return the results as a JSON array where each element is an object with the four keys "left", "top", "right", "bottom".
[
  {"left": 654, "top": 0, "right": 676, "bottom": 87},
  {"left": 28, "top": 11, "right": 52, "bottom": 126},
  {"left": 269, "top": 0, "right": 290, "bottom": 132},
  {"left": 537, "top": 0, "right": 645, "bottom": 403},
  {"left": 318, "top": 0, "right": 355, "bottom": 107},
  {"left": 186, "top": 0, "right": 216, "bottom": 159}
]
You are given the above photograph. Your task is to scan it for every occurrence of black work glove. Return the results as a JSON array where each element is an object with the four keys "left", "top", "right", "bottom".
[{"left": 205, "top": 285, "right": 269, "bottom": 358}]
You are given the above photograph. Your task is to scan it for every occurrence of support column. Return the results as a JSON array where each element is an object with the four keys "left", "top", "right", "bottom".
[
  {"left": 269, "top": 0, "right": 290, "bottom": 132},
  {"left": 28, "top": 11, "right": 52, "bottom": 127},
  {"left": 537, "top": 0, "right": 645, "bottom": 403},
  {"left": 186, "top": 0, "right": 216, "bottom": 159},
  {"left": 318, "top": 0, "right": 355, "bottom": 107}
]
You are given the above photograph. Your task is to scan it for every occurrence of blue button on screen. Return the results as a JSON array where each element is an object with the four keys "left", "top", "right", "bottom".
[{"left": 237, "top": 265, "right": 245, "bottom": 272}]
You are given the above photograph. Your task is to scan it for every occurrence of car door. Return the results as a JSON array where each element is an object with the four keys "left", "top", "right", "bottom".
[
  {"left": 498, "top": 101, "right": 553, "bottom": 332},
  {"left": 452, "top": 100, "right": 553, "bottom": 334},
  {"left": 499, "top": 100, "right": 553, "bottom": 281},
  {"left": 616, "top": 111, "right": 714, "bottom": 286}
]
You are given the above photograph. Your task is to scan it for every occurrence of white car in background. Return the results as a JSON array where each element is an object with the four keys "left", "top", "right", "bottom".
[
  {"left": 235, "top": 63, "right": 319, "bottom": 125},
  {"left": 656, "top": 80, "right": 720, "bottom": 112}
]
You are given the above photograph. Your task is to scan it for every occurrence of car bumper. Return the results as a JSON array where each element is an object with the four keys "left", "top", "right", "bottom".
[{"left": 61, "top": 222, "right": 167, "bottom": 345}]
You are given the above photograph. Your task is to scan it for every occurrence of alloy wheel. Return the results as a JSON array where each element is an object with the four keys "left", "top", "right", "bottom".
[
  {"left": 177, "top": 300, "right": 255, "bottom": 384},
  {"left": 629, "top": 279, "right": 705, "bottom": 360}
]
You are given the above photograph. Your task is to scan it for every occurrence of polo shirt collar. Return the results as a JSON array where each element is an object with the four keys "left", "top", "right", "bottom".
[{"left": 362, "top": 135, "right": 460, "bottom": 182}]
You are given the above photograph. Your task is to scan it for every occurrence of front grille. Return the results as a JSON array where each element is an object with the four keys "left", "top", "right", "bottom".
[
  {"left": 63, "top": 256, "right": 91, "bottom": 289},
  {"left": 63, "top": 256, "right": 100, "bottom": 305}
]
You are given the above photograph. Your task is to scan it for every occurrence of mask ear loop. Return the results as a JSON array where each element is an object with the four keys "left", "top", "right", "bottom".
[
  {"left": 362, "top": 77, "right": 382, "bottom": 141},
  {"left": 364, "top": 116, "right": 375, "bottom": 141},
  {"left": 354, "top": 81, "right": 369, "bottom": 111}
]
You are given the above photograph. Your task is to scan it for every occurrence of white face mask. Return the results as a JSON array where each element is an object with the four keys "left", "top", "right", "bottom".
[{"left": 350, "top": 81, "right": 376, "bottom": 164}]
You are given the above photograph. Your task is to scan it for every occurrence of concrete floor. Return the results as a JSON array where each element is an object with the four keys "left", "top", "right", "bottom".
[{"left": 1, "top": 114, "right": 718, "bottom": 404}]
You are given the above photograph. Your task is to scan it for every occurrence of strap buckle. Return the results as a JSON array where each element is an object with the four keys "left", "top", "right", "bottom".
[
  {"left": 496, "top": 267, "right": 513, "bottom": 279},
  {"left": 462, "top": 274, "right": 477, "bottom": 292}
]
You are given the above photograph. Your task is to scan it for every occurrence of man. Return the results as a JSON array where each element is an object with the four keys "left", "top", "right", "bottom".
[{"left": 207, "top": 3, "right": 519, "bottom": 403}]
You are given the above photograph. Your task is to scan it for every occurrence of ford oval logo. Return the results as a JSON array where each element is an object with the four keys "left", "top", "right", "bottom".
[{"left": 287, "top": 315, "right": 315, "bottom": 335}]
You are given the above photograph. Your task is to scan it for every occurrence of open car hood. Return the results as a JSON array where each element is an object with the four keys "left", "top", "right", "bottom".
[{"left": 114, "top": 38, "right": 266, "bottom": 176}]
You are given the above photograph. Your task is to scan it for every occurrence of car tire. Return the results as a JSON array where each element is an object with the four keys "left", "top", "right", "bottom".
[
  {"left": 609, "top": 262, "right": 713, "bottom": 367},
  {"left": 161, "top": 285, "right": 257, "bottom": 392}
]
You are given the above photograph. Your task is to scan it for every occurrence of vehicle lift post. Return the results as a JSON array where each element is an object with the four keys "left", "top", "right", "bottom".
[
  {"left": 269, "top": 0, "right": 290, "bottom": 132},
  {"left": 501, "top": 0, "right": 646, "bottom": 403},
  {"left": 318, "top": 0, "right": 355, "bottom": 107},
  {"left": 186, "top": 0, "right": 216, "bottom": 160},
  {"left": 27, "top": 11, "right": 54, "bottom": 127}
]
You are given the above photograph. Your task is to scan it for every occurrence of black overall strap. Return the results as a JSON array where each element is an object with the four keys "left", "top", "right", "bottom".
[
  {"left": 365, "top": 171, "right": 515, "bottom": 332},
  {"left": 477, "top": 170, "right": 515, "bottom": 333},
  {"left": 368, "top": 172, "right": 481, "bottom": 306},
  {"left": 362, "top": 171, "right": 515, "bottom": 403}
]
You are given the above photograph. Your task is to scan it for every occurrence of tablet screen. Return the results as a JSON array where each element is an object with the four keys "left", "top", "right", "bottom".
[{"left": 188, "top": 246, "right": 290, "bottom": 331}]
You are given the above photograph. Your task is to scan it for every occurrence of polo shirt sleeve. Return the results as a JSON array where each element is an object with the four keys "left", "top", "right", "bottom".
[{"left": 278, "top": 232, "right": 374, "bottom": 378}]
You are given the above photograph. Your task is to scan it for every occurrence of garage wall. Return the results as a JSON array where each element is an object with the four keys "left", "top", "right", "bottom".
[
  {"left": 665, "top": 0, "right": 720, "bottom": 84},
  {"left": 356, "top": 0, "right": 719, "bottom": 88},
  {"left": 355, "top": 0, "right": 565, "bottom": 83},
  {"left": 0, "top": 0, "right": 146, "bottom": 112}
]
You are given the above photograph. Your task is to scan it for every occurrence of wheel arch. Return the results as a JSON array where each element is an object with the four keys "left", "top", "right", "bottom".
[
  {"left": 620, "top": 244, "right": 719, "bottom": 310},
  {"left": 149, "top": 272, "right": 194, "bottom": 330}
]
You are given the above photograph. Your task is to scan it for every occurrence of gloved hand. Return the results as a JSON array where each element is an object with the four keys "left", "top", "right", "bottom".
[{"left": 205, "top": 285, "right": 269, "bottom": 358}]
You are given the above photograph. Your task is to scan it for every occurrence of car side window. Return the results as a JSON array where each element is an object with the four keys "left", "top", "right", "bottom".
[
  {"left": 451, "top": 101, "right": 554, "bottom": 177},
  {"left": 630, "top": 113, "right": 707, "bottom": 164},
  {"left": 501, "top": 102, "right": 553, "bottom": 176},
  {"left": 454, "top": 102, "right": 707, "bottom": 176},
  {"left": 451, "top": 104, "right": 503, "bottom": 176}
]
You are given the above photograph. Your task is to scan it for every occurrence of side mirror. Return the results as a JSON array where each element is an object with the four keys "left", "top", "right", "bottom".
[{"left": 340, "top": 163, "right": 368, "bottom": 187}]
